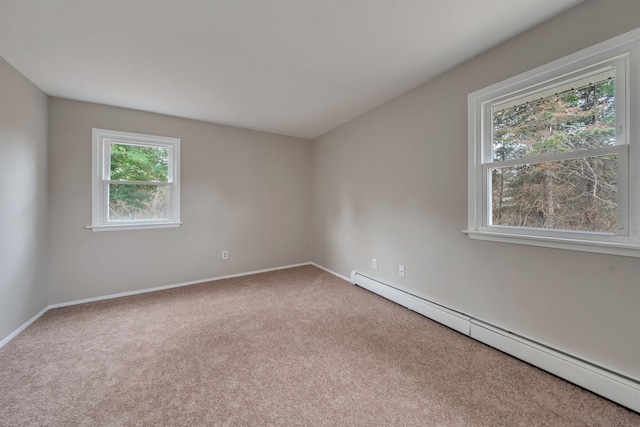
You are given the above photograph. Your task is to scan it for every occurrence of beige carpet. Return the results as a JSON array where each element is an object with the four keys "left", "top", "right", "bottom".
[{"left": 0, "top": 265, "right": 637, "bottom": 426}]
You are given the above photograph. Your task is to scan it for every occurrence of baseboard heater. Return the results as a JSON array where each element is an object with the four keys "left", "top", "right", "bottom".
[{"left": 350, "top": 271, "right": 640, "bottom": 413}]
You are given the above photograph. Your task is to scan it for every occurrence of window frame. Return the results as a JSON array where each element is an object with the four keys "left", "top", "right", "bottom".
[
  {"left": 91, "top": 128, "right": 181, "bottom": 232},
  {"left": 466, "top": 28, "right": 640, "bottom": 257}
]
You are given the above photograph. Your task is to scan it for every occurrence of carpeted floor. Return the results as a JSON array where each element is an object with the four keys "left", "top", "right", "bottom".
[{"left": 0, "top": 265, "right": 638, "bottom": 426}]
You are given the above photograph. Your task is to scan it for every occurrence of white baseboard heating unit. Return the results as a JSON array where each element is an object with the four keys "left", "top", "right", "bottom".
[{"left": 350, "top": 271, "right": 640, "bottom": 413}]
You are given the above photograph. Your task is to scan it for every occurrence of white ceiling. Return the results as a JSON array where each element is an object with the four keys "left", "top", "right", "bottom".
[{"left": 0, "top": 0, "right": 583, "bottom": 139}]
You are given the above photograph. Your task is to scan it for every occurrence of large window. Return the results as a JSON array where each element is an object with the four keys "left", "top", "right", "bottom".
[
  {"left": 466, "top": 29, "right": 640, "bottom": 257},
  {"left": 91, "top": 129, "right": 181, "bottom": 231}
]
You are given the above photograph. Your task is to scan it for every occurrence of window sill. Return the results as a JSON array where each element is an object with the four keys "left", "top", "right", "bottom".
[
  {"left": 463, "top": 230, "right": 640, "bottom": 258},
  {"left": 87, "top": 222, "right": 182, "bottom": 232}
]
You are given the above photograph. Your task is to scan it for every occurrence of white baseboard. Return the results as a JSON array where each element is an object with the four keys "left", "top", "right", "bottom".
[
  {"left": 0, "top": 306, "right": 49, "bottom": 349},
  {"left": 349, "top": 270, "right": 640, "bottom": 413},
  {"left": 310, "top": 262, "right": 351, "bottom": 282},
  {"left": 2, "top": 262, "right": 313, "bottom": 346},
  {"left": 351, "top": 271, "right": 470, "bottom": 335},
  {"left": 470, "top": 320, "right": 640, "bottom": 413},
  {"left": 50, "top": 262, "right": 312, "bottom": 308}
]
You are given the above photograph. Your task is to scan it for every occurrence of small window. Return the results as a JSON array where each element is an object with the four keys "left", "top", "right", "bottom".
[
  {"left": 466, "top": 29, "right": 640, "bottom": 257},
  {"left": 91, "top": 129, "right": 181, "bottom": 231}
]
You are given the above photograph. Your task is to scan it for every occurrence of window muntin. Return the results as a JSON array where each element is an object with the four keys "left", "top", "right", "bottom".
[
  {"left": 466, "top": 29, "right": 640, "bottom": 257},
  {"left": 92, "top": 129, "right": 181, "bottom": 231}
]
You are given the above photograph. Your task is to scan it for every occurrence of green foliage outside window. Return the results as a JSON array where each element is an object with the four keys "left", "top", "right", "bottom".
[
  {"left": 109, "top": 144, "right": 170, "bottom": 220},
  {"left": 491, "top": 79, "right": 617, "bottom": 232}
]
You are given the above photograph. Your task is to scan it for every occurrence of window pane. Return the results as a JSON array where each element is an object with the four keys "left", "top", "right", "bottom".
[
  {"left": 492, "top": 77, "right": 616, "bottom": 161},
  {"left": 110, "top": 143, "right": 169, "bottom": 182},
  {"left": 490, "top": 154, "right": 617, "bottom": 233},
  {"left": 109, "top": 184, "right": 170, "bottom": 221}
]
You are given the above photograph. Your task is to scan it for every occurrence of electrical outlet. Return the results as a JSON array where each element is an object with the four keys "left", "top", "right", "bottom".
[
  {"left": 399, "top": 265, "right": 405, "bottom": 277},
  {"left": 372, "top": 258, "right": 378, "bottom": 269},
  {"left": 222, "top": 250, "right": 228, "bottom": 260}
]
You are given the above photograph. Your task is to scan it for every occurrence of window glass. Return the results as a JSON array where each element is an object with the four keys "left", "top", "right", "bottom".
[
  {"left": 108, "top": 183, "right": 170, "bottom": 221},
  {"left": 492, "top": 73, "right": 616, "bottom": 161},
  {"left": 110, "top": 143, "right": 169, "bottom": 182},
  {"left": 490, "top": 154, "right": 618, "bottom": 232}
]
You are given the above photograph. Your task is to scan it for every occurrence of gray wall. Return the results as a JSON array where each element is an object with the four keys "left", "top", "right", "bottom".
[
  {"left": 49, "top": 98, "right": 311, "bottom": 304},
  {"left": 311, "top": 0, "right": 640, "bottom": 379},
  {"left": 0, "top": 58, "right": 49, "bottom": 342}
]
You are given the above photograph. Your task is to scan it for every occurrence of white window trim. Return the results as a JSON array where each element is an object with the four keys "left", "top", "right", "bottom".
[
  {"left": 90, "top": 128, "right": 181, "bottom": 232},
  {"left": 465, "top": 28, "right": 640, "bottom": 258}
]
